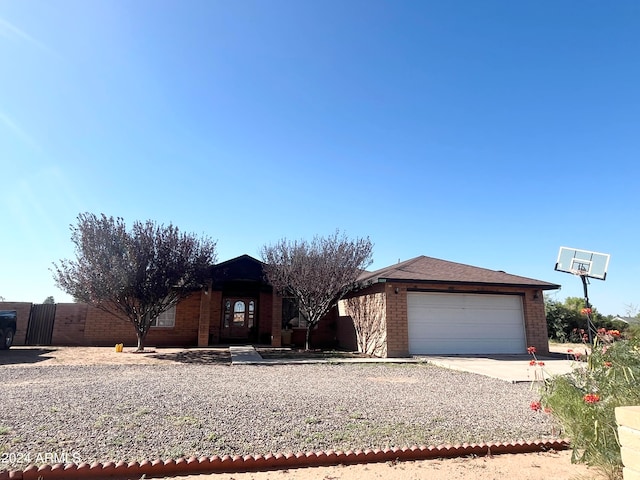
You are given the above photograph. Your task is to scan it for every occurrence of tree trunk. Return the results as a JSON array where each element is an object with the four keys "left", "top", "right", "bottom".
[
  {"left": 305, "top": 324, "right": 312, "bottom": 351},
  {"left": 136, "top": 330, "right": 145, "bottom": 352}
]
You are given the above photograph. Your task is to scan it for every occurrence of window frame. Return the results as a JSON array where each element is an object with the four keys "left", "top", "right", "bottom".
[
  {"left": 150, "top": 304, "right": 176, "bottom": 328},
  {"left": 281, "top": 296, "right": 312, "bottom": 330}
]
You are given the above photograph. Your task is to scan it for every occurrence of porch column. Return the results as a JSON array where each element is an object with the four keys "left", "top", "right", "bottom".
[
  {"left": 271, "top": 292, "right": 282, "bottom": 347},
  {"left": 197, "top": 282, "right": 212, "bottom": 347}
]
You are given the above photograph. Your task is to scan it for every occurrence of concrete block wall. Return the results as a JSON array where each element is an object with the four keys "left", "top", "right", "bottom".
[
  {"left": 51, "top": 303, "right": 88, "bottom": 345},
  {"left": 0, "top": 302, "right": 32, "bottom": 346},
  {"left": 617, "top": 406, "right": 640, "bottom": 480}
]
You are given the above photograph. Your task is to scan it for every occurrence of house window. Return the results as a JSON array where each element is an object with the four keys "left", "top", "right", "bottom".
[
  {"left": 233, "top": 301, "right": 245, "bottom": 327},
  {"left": 248, "top": 300, "right": 255, "bottom": 329},
  {"left": 223, "top": 300, "right": 231, "bottom": 328},
  {"left": 150, "top": 305, "right": 176, "bottom": 328},
  {"left": 281, "top": 297, "right": 310, "bottom": 329}
]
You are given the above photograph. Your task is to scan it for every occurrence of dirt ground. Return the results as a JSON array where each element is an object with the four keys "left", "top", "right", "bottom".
[
  {"left": 166, "top": 450, "right": 602, "bottom": 480},
  {"left": 1, "top": 341, "right": 590, "bottom": 367},
  {"left": 3, "top": 344, "right": 602, "bottom": 479},
  {"left": 0, "top": 346, "right": 231, "bottom": 366}
]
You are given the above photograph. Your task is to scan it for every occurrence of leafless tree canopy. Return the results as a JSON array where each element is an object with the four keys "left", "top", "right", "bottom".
[
  {"left": 52, "top": 213, "right": 217, "bottom": 350},
  {"left": 341, "top": 293, "right": 387, "bottom": 357},
  {"left": 261, "top": 231, "right": 373, "bottom": 350}
]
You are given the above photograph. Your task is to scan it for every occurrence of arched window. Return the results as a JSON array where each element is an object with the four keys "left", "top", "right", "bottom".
[{"left": 233, "top": 301, "right": 246, "bottom": 326}]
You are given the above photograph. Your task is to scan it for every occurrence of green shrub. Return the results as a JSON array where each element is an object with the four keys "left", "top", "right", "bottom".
[{"left": 538, "top": 337, "right": 640, "bottom": 479}]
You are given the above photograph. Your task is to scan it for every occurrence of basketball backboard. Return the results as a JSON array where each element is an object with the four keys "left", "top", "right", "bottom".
[{"left": 555, "top": 246, "right": 610, "bottom": 280}]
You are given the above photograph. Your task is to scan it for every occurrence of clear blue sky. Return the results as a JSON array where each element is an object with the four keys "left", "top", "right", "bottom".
[{"left": 1, "top": 1, "right": 638, "bottom": 315}]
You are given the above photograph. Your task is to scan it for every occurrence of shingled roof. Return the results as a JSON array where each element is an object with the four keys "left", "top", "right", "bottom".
[{"left": 358, "top": 255, "right": 559, "bottom": 289}]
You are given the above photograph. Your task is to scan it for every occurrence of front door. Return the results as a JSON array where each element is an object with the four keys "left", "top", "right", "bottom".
[{"left": 221, "top": 298, "right": 256, "bottom": 340}]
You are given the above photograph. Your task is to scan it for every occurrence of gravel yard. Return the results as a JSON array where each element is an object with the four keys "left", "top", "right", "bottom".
[{"left": 0, "top": 362, "right": 555, "bottom": 470}]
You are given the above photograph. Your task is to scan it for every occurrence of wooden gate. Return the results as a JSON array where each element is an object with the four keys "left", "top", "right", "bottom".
[{"left": 26, "top": 303, "right": 56, "bottom": 345}]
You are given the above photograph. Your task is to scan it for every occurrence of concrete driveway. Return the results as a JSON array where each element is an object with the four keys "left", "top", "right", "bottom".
[{"left": 418, "top": 353, "right": 579, "bottom": 383}]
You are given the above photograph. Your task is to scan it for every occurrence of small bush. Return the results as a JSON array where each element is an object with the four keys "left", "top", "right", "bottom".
[{"left": 537, "top": 337, "right": 640, "bottom": 479}]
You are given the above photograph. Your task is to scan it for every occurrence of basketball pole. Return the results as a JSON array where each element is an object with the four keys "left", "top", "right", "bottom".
[{"left": 580, "top": 274, "right": 595, "bottom": 344}]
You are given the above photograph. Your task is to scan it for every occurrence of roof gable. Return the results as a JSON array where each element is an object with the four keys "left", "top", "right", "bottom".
[
  {"left": 358, "top": 255, "right": 559, "bottom": 289},
  {"left": 210, "top": 254, "right": 266, "bottom": 283}
]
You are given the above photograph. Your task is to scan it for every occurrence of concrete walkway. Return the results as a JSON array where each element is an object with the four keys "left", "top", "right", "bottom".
[
  {"left": 229, "top": 346, "right": 580, "bottom": 382},
  {"left": 228, "top": 345, "right": 265, "bottom": 364},
  {"left": 229, "top": 345, "right": 420, "bottom": 365}
]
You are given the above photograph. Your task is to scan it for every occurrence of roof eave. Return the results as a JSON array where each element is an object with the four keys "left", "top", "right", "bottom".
[{"left": 375, "top": 277, "right": 561, "bottom": 290}]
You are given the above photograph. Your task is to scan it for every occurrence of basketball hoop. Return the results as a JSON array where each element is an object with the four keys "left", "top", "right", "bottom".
[{"left": 555, "top": 246, "right": 611, "bottom": 345}]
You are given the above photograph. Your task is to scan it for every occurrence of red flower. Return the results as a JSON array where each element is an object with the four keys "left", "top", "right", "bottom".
[
  {"left": 574, "top": 352, "right": 583, "bottom": 359},
  {"left": 584, "top": 393, "right": 600, "bottom": 404},
  {"left": 527, "top": 346, "right": 537, "bottom": 355},
  {"left": 567, "top": 348, "right": 573, "bottom": 353},
  {"left": 604, "top": 361, "right": 612, "bottom": 368},
  {"left": 537, "top": 361, "right": 545, "bottom": 366},
  {"left": 543, "top": 407, "right": 552, "bottom": 414},
  {"left": 581, "top": 308, "right": 592, "bottom": 315},
  {"left": 530, "top": 401, "right": 542, "bottom": 411},
  {"left": 529, "top": 360, "right": 536, "bottom": 366}
]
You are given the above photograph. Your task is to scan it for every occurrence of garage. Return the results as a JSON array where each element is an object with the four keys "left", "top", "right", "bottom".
[{"left": 407, "top": 292, "right": 526, "bottom": 355}]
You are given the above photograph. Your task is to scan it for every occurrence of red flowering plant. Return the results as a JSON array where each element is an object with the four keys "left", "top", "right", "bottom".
[
  {"left": 526, "top": 346, "right": 548, "bottom": 382},
  {"left": 534, "top": 336, "right": 640, "bottom": 479}
]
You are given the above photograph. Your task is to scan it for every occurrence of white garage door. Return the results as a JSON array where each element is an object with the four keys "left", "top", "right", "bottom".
[{"left": 407, "top": 292, "right": 525, "bottom": 355}]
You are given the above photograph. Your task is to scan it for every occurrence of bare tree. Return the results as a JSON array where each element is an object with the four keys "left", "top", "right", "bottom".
[
  {"left": 625, "top": 303, "right": 640, "bottom": 318},
  {"left": 261, "top": 231, "right": 373, "bottom": 350},
  {"left": 341, "top": 293, "right": 387, "bottom": 357},
  {"left": 52, "top": 213, "right": 217, "bottom": 351},
  {"left": 43, "top": 296, "right": 55, "bottom": 304}
]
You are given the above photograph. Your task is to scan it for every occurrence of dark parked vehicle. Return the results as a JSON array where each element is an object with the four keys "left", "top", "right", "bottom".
[{"left": 0, "top": 310, "right": 17, "bottom": 349}]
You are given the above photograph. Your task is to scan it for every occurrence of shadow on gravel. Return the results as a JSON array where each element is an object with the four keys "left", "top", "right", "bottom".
[
  {"left": 149, "top": 349, "right": 231, "bottom": 365},
  {"left": 0, "top": 348, "right": 56, "bottom": 365}
]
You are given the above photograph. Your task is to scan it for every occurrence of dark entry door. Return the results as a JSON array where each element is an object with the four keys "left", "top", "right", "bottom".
[{"left": 221, "top": 298, "right": 256, "bottom": 340}]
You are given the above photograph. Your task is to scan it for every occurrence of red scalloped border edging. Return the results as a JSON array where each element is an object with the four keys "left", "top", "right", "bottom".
[{"left": 1, "top": 439, "right": 570, "bottom": 480}]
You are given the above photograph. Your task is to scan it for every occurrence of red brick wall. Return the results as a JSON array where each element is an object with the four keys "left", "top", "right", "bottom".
[
  {"left": 52, "top": 303, "right": 88, "bottom": 345},
  {"left": 336, "top": 315, "right": 357, "bottom": 351},
  {"left": 0, "top": 302, "right": 32, "bottom": 346},
  {"left": 384, "top": 284, "right": 409, "bottom": 357},
  {"left": 339, "top": 283, "right": 387, "bottom": 354},
  {"left": 258, "top": 291, "right": 274, "bottom": 344},
  {"left": 57, "top": 294, "right": 202, "bottom": 347},
  {"left": 271, "top": 294, "right": 282, "bottom": 347},
  {"left": 208, "top": 291, "right": 222, "bottom": 344},
  {"left": 83, "top": 307, "right": 138, "bottom": 345},
  {"left": 197, "top": 286, "right": 212, "bottom": 347},
  {"left": 522, "top": 290, "right": 550, "bottom": 355},
  {"left": 290, "top": 306, "right": 339, "bottom": 349}
]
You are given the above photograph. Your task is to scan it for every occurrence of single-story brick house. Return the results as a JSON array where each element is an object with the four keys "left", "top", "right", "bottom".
[{"left": 4, "top": 254, "right": 559, "bottom": 356}]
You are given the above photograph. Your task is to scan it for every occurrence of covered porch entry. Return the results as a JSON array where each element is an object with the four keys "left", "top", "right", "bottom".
[{"left": 198, "top": 255, "right": 282, "bottom": 347}]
